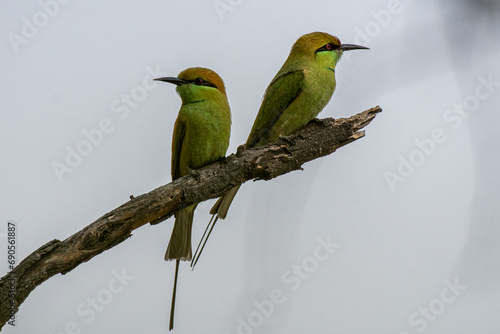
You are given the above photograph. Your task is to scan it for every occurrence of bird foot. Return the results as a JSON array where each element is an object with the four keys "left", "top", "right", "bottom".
[
  {"left": 309, "top": 117, "right": 328, "bottom": 125},
  {"left": 189, "top": 169, "right": 202, "bottom": 182},
  {"left": 236, "top": 144, "right": 247, "bottom": 157},
  {"left": 279, "top": 135, "right": 296, "bottom": 146}
]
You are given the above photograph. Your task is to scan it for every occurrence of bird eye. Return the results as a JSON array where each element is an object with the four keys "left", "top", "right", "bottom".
[
  {"left": 191, "top": 77, "right": 218, "bottom": 89},
  {"left": 315, "top": 43, "right": 337, "bottom": 53}
]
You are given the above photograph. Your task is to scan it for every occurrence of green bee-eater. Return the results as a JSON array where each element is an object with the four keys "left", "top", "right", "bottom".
[
  {"left": 155, "top": 67, "right": 231, "bottom": 330},
  {"left": 192, "top": 32, "right": 368, "bottom": 267}
]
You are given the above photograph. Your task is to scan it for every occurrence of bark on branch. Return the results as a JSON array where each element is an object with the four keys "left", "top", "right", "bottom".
[{"left": 0, "top": 106, "right": 382, "bottom": 328}]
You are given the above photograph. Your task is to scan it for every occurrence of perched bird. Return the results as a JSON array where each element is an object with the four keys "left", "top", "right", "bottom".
[
  {"left": 192, "top": 32, "right": 368, "bottom": 267},
  {"left": 155, "top": 67, "right": 231, "bottom": 330}
]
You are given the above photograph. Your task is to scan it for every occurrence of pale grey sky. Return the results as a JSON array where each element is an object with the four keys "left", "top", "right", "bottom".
[{"left": 1, "top": 1, "right": 499, "bottom": 333}]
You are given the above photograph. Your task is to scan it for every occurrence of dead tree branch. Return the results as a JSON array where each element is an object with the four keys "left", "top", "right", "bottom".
[{"left": 0, "top": 106, "right": 382, "bottom": 328}]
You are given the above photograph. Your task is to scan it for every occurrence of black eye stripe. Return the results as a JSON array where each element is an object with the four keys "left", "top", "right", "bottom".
[
  {"left": 315, "top": 43, "right": 340, "bottom": 53},
  {"left": 189, "top": 78, "right": 218, "bottom": 89}
]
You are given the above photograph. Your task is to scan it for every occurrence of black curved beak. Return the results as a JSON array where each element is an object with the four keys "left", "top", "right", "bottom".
[
  {"left": 154, "top": 77, "right": 188, "bottom": 86},
  {"left": 339, "top": 44, "right": 370, "bottom": 51}
]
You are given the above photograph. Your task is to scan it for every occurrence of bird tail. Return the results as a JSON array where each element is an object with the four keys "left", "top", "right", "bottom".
[
  {"left": 165, "top": 206, "right": 195, "bottom": 261},
  {"left": 169, "top": 259, "right": 180, "bottom": 331},
  {"left": 165, "top": 206, "right": 195, "bottom": 331},
  {"left": 210, "top": 185, "right": 241, "bottom": 219},
  {"left": 190, "top": 185, "right": 241, "bottom": 269}
]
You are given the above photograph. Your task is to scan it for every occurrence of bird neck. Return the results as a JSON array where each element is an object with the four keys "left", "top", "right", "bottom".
[{"left": 177, "top": 85, "right": 226, "bottom": 105}]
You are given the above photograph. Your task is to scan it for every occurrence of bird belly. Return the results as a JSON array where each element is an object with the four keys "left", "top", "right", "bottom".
[{"left": 182, "top": 122, "right": 229, "bottom": 172}]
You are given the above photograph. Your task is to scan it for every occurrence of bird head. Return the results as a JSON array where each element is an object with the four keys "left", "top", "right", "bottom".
[
  {"left": 155, "top": 67, "right": 227, "bottom": 104},
  {"left": 289, "top": 32, "right": 369, "bottom": 70}
]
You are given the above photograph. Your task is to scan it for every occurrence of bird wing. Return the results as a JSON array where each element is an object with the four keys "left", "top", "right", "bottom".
[
  {"left": 171, "top": 117, "right": 186, "bottom": 180},
  {"left": 246, "top": 70, "right": 304, "bottom": 148}
]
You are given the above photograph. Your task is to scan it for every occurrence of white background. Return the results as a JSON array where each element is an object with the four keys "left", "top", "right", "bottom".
[{"left": 1, "top": 1, "right": 499, "bottom": 333}]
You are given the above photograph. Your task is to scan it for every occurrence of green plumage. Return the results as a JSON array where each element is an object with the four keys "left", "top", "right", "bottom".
[
  {"left": 156, "top": 67, "right": 231, "bottom": 330},
  {"left": 211, "top": 32, "right": 358, "bottom": 219},
  {"left": 167, "top": 80, "right": 231, "bottom": 260},
  {"left": 163, "top": 68, "right": 231, "bottom": 261}
]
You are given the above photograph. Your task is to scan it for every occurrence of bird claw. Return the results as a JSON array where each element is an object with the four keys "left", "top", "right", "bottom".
[
  {"left": 236, "top": 144, "right": 247, "bottom": 157},
  {"left": 279, "top": 135, "right": 296, "bottom": 146},
  {"left": 309, "top": 117, "right": 327, "bottom": 125},
  {"left": 189, "top": 169, "right": 201, "bottom": 182}
]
